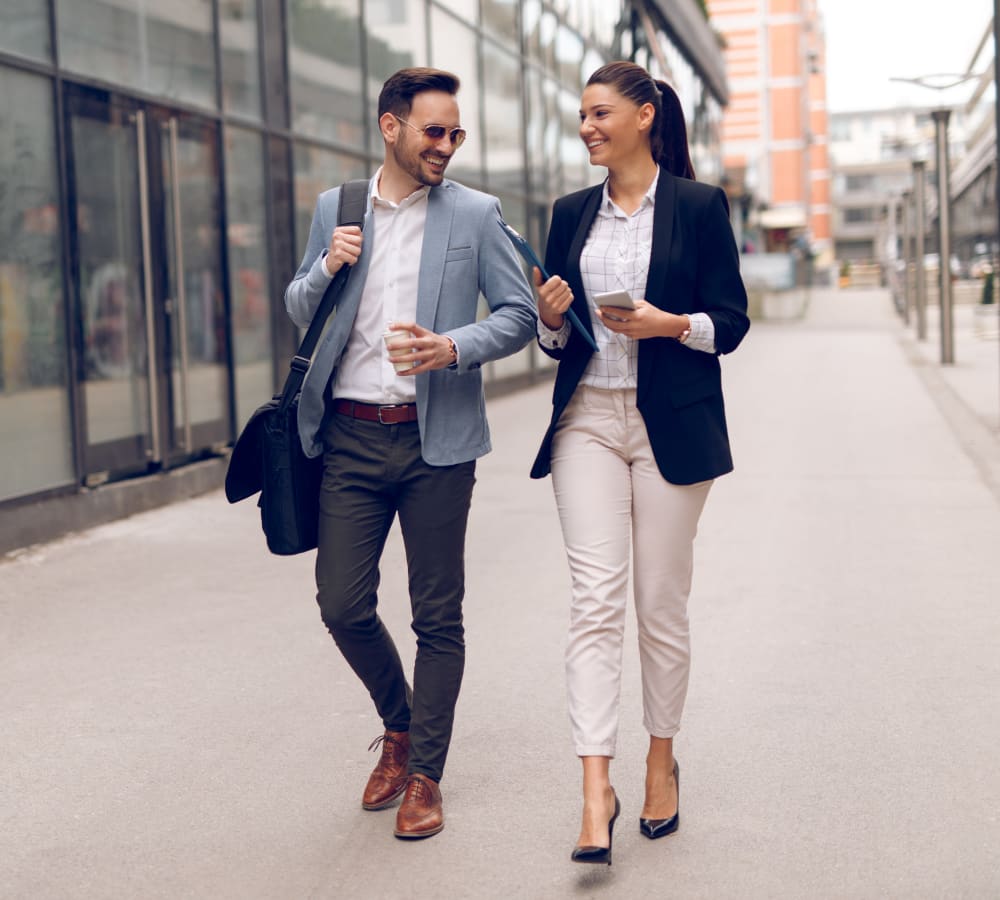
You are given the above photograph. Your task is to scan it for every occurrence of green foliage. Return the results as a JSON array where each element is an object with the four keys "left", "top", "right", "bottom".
[{"left": 982, "top": 270, "right": 995, "bottom": 305}]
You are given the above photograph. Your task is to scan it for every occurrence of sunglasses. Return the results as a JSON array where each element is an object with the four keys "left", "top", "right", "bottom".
[{"left": 393, "top": 115, "right": 467, "bottom": 148}]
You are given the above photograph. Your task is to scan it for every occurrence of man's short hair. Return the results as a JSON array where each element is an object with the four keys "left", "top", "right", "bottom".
[{"left": 377, "top": 67, "right": 461, "bottom": 120}]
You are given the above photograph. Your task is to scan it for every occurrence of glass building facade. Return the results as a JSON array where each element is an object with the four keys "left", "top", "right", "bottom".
[{"left": 0, "top": 0, "right": 726, "bottom": 516}]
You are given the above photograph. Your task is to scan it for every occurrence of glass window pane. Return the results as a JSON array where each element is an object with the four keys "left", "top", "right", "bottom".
[
  {"left": 483, "top": 42, "right": 524, "bottom": 196},
  {"left": 70, "top": 107, "right": 151, "bottom": 451},
  {"left": 292, "top": 143, "right": 369, "bottom": 264},
  {"left": 559, "top": 86, "right": 588, "bottom": 193},
  {"left": 542, "top": 77, "right": 561, "bottom": 191},
  {"left": 224, "top": 127, "right": 273, "bottom": 429},
  {"left": 0, "top": 0, "right": 51, "bottom": 62},
  {"left": 524, "top": 67, "right": 543, "bottom": 185},
  {"left": 287, "top": 0, "right": 365, "bottom": 147},
  {"left": 433, "top": 0, "right": 476, "bottom": 20},
  {"left": 581, "top": 47, "right": 603, "bottom": 86},
  {"left": 220, "top": 0, "right": 263, "bottom": 120},
  {"left": 58, "top": 0, "right": 217, "bottom": 110},
  {"left": 161, "top": 117, "right": 229, "bottom": 439},
  {"left": 429, "top": 9, "right": 482, "bottom": 186},
  {"left": 555, "top": 23, "right": 584, "bottom": 89},
  {"left": 0, "top": 68, "right": 74, "bottom": 500},
  {"left": 482, "top": 0, "right": 516, "bottom": 44},
  {"left": 365, "top": 0, "right": 428, "bottom": 156},
  {"left": 524, "top": 4, "right": 557, "bottom": 73}
]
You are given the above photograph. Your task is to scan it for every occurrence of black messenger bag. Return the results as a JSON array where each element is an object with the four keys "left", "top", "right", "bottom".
[{"left": 224, "top": 179, "right": 369, "bottom": 555}]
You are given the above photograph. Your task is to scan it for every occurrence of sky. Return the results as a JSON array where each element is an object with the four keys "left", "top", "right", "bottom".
[{"left": 819, "top": 0, "right": 994, "bottom": 111}]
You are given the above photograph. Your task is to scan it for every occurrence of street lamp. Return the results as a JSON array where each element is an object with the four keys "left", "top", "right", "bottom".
[
  {"left": 994, "top": 2, "right": 1000, "bottom": 423},
  {"left": 900, "top": 189, "right": 912, "bottom": 324},
  {"left": 890, "top": 73, "right": 979, "bottom": 364},
  {"left": 931, "top": 109, "right": 955, "bottom": 362},
  {"left": 912, "top": 159, "right": 929, "bottom": 341}
]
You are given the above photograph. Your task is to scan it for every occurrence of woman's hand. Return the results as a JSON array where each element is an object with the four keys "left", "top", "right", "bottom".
[
  {"left": 595, "top": 300, "right": 689, "bottom": 340},
  {"left": 533, "top": 267, "right": 574, "bottom": 330}
]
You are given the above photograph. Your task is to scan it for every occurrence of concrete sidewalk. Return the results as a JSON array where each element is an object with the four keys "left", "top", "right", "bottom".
[
  {"left": 898, "top": 296, "right": 1000, "bottom": 504},
  {"left": 2, "top": 287, "right": 999, "bottom": 898}
]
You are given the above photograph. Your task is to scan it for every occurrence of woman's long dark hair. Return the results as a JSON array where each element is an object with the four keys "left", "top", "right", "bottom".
[{"left": 586, "top": 61, "right": 696, "bottom": 180}]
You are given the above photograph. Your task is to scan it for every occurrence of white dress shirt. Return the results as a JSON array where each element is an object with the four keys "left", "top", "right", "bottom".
[
  {"left": 330, "top": 168, "right": 427, "bottom": 404},
  {"left": 538, "top": 169, "right": 716, "bottom": 387}
]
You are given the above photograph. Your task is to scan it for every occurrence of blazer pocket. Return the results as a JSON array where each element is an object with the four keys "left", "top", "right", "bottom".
[
  {"left": 445, "top": 246, "right": 474, "bottom": 262},
  {"left": 669, "top": 375, "right": 721, "bottom": 409}
]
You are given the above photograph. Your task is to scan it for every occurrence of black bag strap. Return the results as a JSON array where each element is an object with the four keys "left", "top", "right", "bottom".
[{"left": 277, "top": 178, "right": 369, "bottom": 412}]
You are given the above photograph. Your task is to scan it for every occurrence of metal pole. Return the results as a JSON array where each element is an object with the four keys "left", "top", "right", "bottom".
[
  {"left": 932, "top": 108, "right": 954, "bottom": 364},
  {"left": 993, "top": 0, "right": 1000, "bottom": 418},
  {"left": 913, "top": 159, "right": 928, "bottom": 340},
  {"left": 901, "top": 190, "right": 912, "bottom": 323}
]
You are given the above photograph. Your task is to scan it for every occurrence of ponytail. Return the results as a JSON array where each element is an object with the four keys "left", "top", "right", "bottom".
[{"left": 653, "top": 80, "right": 696, "bottom": 180}]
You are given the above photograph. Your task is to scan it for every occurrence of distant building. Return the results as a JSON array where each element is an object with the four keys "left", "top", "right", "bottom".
[
  {"left": 828, "top": 106, "right": 956, "bottom": 267},
  {"left": 705, "top": 0, "right": 831, "bottom": 263},
  {"left": 947, "top": 19, "right": 997, "bottom": 266},
  {"left": 829, "top": 15, "right": 997, "bottom": 279}
]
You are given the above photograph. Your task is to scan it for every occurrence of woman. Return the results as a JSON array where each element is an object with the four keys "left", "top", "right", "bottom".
[{"left": 531, "top": 61, "right": 749, "bottom": 865}]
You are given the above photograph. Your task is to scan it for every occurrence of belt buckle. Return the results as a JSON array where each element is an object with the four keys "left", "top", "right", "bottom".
[{"left": 377, "top": 404, "right": 401, "bottom": 424}]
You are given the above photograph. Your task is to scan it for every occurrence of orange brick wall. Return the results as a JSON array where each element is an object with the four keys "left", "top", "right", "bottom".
[
  {"left": 771, "top": 148, "right": 805, "bottom": 203},
  {"left": 769, "top": 23, "right": 801, "bottom": 78},
  {"left": 770, "top": 86, "right": 803, "bottom": 140}
]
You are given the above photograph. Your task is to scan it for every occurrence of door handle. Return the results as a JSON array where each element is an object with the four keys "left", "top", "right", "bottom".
[
  {"left": 166, "top": 117, "right": 193, "bottom": 453},
  {"left": 135, "top": 109, "right": 162, "bottom": 463}
]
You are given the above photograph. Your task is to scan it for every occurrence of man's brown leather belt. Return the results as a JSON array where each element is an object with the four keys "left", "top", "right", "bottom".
[{"left": 333, "top": 399, "right": 419, "bottom": 425}]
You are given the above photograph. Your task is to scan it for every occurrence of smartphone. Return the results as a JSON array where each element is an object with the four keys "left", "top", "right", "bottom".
[{"left": 592, "top": 289, "right": 636, "bottom": 309}]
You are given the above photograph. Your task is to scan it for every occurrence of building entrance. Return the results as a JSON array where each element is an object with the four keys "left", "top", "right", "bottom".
[{"left": 65, "top": 85, "right": 231, "bottom": 483}]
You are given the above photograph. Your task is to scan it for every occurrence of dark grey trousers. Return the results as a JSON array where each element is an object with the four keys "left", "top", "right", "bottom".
[{"left": 315, "top": 412, "right": 476, "bottom": 783}]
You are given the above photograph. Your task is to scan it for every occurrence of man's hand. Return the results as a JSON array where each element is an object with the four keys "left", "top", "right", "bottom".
[
  {"left": 386, "top": 322, "right": 457, "bottom": 374},
  {"left": 324, "top": 225, "right": 363, "bottom": 276}
]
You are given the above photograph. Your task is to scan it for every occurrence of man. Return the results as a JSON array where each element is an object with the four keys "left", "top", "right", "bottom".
[{"left": 285, "top": 68, "right": 536, "bottom": 839}]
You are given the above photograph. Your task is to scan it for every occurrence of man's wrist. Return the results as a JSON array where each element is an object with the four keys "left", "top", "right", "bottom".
[{"left": 446, "top": 336, "right": 459, "bottom": 369}]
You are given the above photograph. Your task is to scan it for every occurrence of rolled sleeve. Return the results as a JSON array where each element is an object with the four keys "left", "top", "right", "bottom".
[{"left": 684, "top": 311, "right": 716, "bottom": 354}]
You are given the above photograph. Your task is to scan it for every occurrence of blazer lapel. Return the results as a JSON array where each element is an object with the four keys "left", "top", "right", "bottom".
[
  {"left": 646, "top": 170, "right": 676, "bottom": 311},
  {"left": 637, "top": 171, "right": 678, "bottom": 404},
  {"left": 566, "top": 185, "right": 604, "bottom": 347},
  {"left": 416, "top": 182, "right": 456, "bottom": 327}
]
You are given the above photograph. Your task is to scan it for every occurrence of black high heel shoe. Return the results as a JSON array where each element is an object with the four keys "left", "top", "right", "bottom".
[
  {"left": 639, "top": 760, "right": 680, "bottom": 839},
  {"left": 571, "top": 790, "right": 621, "bottom": 866}
]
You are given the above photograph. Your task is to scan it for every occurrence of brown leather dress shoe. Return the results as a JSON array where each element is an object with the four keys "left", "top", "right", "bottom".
[
  {"left": 394, "top": 773, "right": 444, "bottom": 839},
  {"left": 361, "top": 730, "right": 410, "bottom": 810}
]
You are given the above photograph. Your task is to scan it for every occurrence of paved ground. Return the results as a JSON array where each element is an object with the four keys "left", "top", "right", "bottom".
[{"left": 3, "top": 287, "right": 999, "bottom": 899}]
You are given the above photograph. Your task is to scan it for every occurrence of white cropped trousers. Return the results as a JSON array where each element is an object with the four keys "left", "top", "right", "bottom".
[{"left": 550, "top": 385, "right": 712, "bottom": 758}]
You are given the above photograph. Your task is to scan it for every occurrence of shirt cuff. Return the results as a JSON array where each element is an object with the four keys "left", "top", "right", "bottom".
[
  {"left": 537, "top": 317, "right": 571, "bottom": 350},
  {"left": 319, "top": 250, "right": 336, "bottom": 279},
  {"left": 684, "top": 312, "right": 716, "bottom": 354}
]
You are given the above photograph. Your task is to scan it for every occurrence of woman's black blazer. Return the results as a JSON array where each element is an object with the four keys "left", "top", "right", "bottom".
[{"left": 530, "top": 170, "right": 750, "bottom": 485}]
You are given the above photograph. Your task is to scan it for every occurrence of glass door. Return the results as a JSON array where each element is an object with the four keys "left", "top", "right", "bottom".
[
  {"left": 65, "top": 86, "right": 231, "bottom": 481},
  {"left": 159, "top": 114, "right": 231, "bottom": 463}
]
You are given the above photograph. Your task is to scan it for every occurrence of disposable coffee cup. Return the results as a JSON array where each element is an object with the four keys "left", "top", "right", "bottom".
[{"left": 383, "top": 329, "right": 417, "bottom": 372}]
